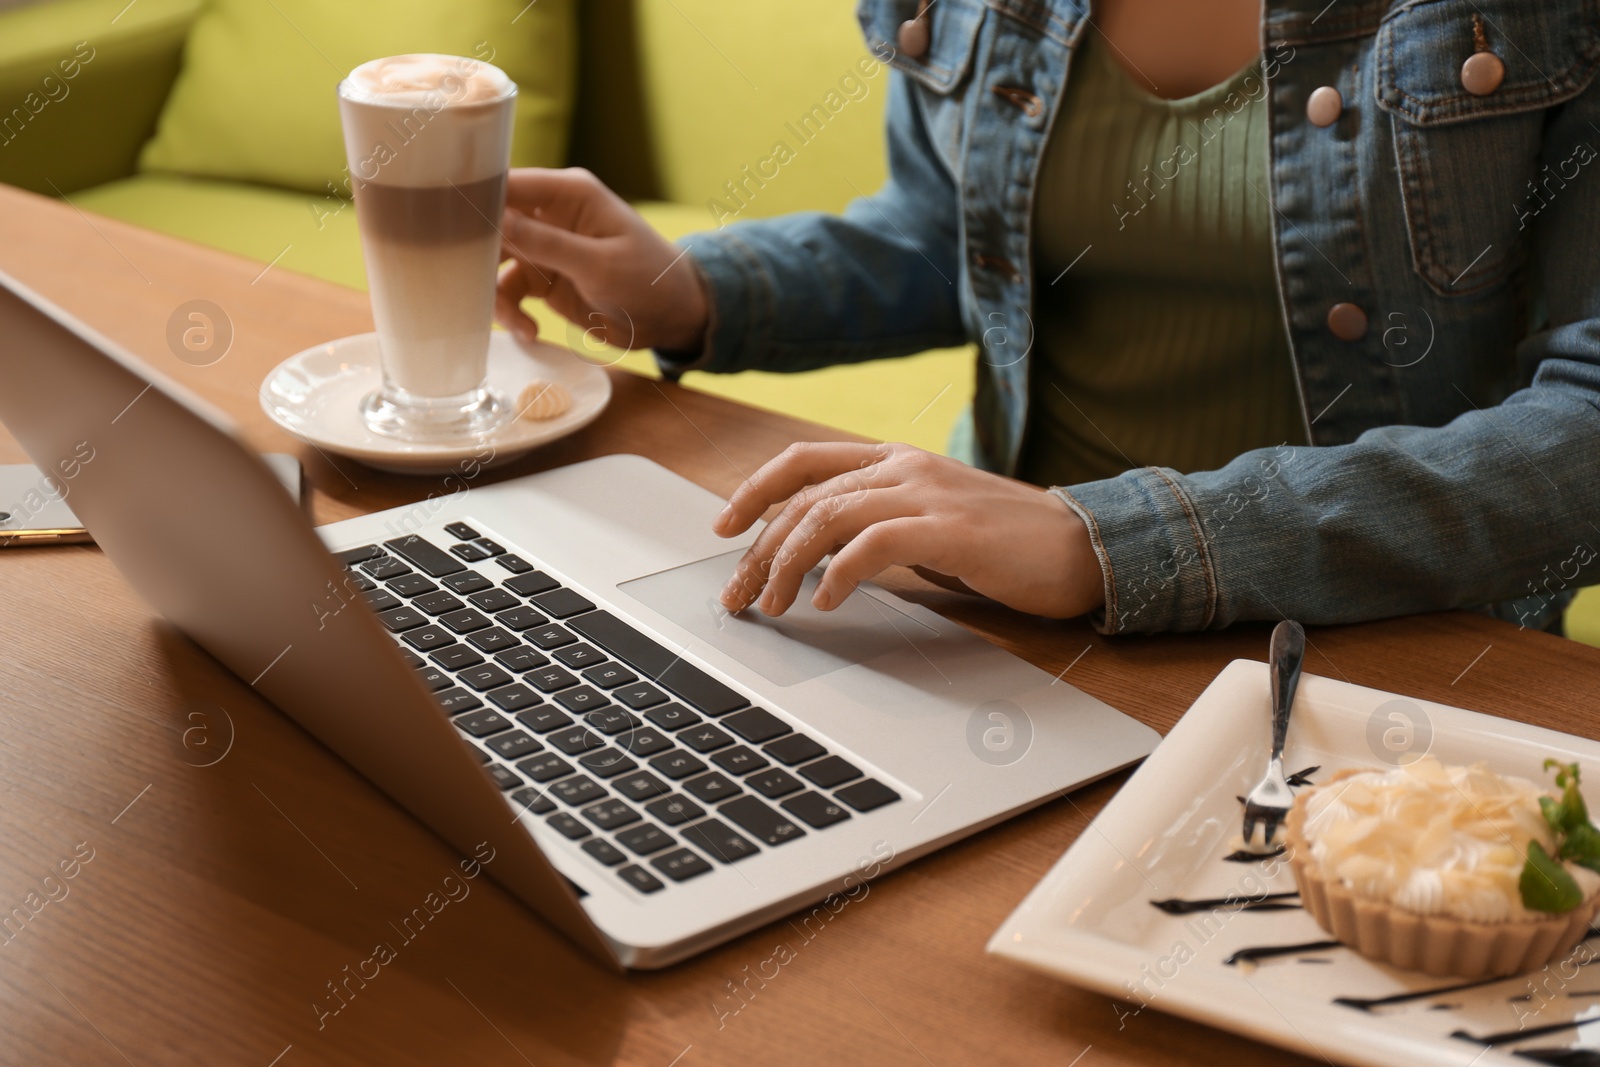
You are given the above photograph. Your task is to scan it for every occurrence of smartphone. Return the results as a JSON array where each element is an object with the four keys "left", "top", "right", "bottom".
[{"left": 0, "top": 452, "right": 303, "bottom": 547}]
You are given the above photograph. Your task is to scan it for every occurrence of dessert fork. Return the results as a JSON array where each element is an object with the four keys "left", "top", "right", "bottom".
[{"left": 1241, "top": 619, "right": 1306, "bottom": 848}]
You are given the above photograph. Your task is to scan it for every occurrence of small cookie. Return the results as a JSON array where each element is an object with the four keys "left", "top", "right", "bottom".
[{"left": 516, "top": 380, "right": 571, "bottom": 421}]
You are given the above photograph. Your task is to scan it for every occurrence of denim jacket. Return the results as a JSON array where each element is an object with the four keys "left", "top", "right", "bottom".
[{"left": 670, "top": 0, "right": 1600, "bottom": 635}]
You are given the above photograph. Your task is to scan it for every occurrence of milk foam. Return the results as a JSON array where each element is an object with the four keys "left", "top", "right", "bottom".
[{"left": 338, "top": 54, "right": 515, "bottom": 188}]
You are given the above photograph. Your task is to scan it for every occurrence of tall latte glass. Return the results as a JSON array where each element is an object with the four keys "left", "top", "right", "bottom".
[{"left": 338, "top": 55, "right": 515, "bottom": 441}]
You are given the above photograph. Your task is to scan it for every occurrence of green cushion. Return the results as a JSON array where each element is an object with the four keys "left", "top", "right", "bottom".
[
  {"left": 631, "top": 0, "right": 890, "bottom": 221},
  {"left": 138, "top": 0, "right": 575, "bottom": 195}
]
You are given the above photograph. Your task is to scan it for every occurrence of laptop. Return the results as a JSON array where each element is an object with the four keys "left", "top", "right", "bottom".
[{"left": 0, "top": 270, "right": 1159, "bottom": 969}]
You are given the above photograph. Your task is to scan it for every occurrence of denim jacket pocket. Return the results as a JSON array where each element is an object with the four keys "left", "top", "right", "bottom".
[
  {"left": 1376, "top": 0, "right": 1600, "bottom": 295},
  {"left": 858, "top": 0, "right": 986, "bottom": 94}
]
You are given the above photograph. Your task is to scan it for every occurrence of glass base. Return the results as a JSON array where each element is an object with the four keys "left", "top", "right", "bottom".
[{"left": 360, "top": 383, "right": 506, "bottom": 443}]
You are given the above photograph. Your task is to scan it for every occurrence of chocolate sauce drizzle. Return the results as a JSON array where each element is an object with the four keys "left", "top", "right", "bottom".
[
  {"left": 1223, "top": 940, "right": 1342, "bottom": 966},
  {"left": 1221, "top": 847, "right": 1287, "bottom": 863},
  {"left": 1150, "top": 891, "right": 1301, "bottom": 915}
]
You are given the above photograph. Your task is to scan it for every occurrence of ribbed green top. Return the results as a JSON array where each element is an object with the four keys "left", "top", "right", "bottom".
[{"left": 1019, "top": 35, "right": 1307, "bottom": 489}]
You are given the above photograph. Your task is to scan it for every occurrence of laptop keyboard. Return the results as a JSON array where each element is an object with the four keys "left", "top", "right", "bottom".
[{"left": 334, "top": 523, "right": 901, "bottom": 896}]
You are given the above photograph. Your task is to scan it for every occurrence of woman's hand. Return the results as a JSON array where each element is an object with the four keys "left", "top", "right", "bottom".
[
  {"left": 714, "top": 442, "right": 1106, "bottom": 619},
  {"left": 494, "top": 167, "right": 710, "bottom": 354}
]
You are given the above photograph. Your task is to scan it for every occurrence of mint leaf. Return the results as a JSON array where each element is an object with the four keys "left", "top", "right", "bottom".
[
  {"left": 1523, "top": 840, "right": 1584, "bottom": 913},
  {"left": 1542, "top": 795, "right": 1567, "bottom": 836},
  {"left": 1563, "top": 822, "right": 1600, "bottom": 874}
]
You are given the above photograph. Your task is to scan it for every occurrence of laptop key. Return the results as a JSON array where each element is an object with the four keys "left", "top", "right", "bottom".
[
  {"left": 530, "top": 588, "right": 595, "bottom": 619},
  {"left": 547, "top": 725, "right": 606, "bottom": 755},
  {"left": 722, "top": 708, "right": 791, "bottom": 744},
  {"left": 577, "top": 749, "right": 638, "bottom": 779},
  {"left": 583, "top": 663, "right": 638, "bottom": 689},
  {"left": 645, "top": 703, "right": 701, "bottom": 731},
  {"left": 494, "top": 607, "right": 547, "bottom": 632},
  {"left": 617, "top": 864, "right": 664, "bottom": 893},
  {"left": 466, "top": 627, "right": 520, "bottom": 653},
  {"left": 441, "top": 571, "right": 492, "bottom": 594},
  {"left": 496, "top": 553, "right": 535, "bottom": 574},
  {"left": 516, "top": 707, "right": 573, "bottom": 735},
  {"left": 365, "top": 589, "right": 402, "bottom": 612},
  {"left": 612, "top": 771, "right": 671, "bottom": 802},
  {"left": 651, "top": 847, "right": 712, "bottom": 882},
  {"left": 451, "top": 542, "right": 491, "bottom": 562},
  {"left": 468, "top": 588, "right": 520, "bottom": 613},
  {"left": 581, "top": 706, "right": 640, "bottom": 735},
  {"left": 746, "top": 768, "right": 803, "bottom": 799},
  {"left": 459, "top": 664, "right": 513, "bottom": 691},
  {"left": 525, "top": 623, "right": 577, "bottom": 650},
  {"left": 454, "top": 708, "right": 510, "bottom": 737},
  {"left": 581, "top": 838, "right": 626, "bottom": 867},
  {"left": 403, "top": 625, "right": 457, "bottom": 652},
  {"left": 386, "top": 574, "right": 438, "bottom": 597},
  {"left": 495, "top": 646, "right": 550, "bottom": 672},
  {"left": 384, "top": 535, "right": 466, "bottom": 577},
  {"left": 680, "top": 819, "right": 759, "bottom": 864},
  {"left": 527, "top": 665, "right": 579, "bottom": 692},
  {"left": 463, "top": 742, "right": 491, "bottom": 764},
  {"left": 550, "top": 776, "right": 606, "bottom": 806},
  {"left": 486, "top": 730, "right": 541, "bottom": 760},
  {"left": 720, "top": 795, "right": 805, "bottom": 846},
  {"left": 378, "top": 607, "right": 427, "bottom": 632},
  {"left": 683, "top": 772, "right": 741, "bottom": 805},
  {"left": 414, "top": 590, "right": 466, "bottom": 615},
  {"left": 567, "top": 610, "right": 748, "bottom": 716},
  {"left": 334, "top": 544, "right": 381, "bottom": 565},
  {"left": 552, "top": 643, "right": 607, "bottom": 669},
  {"left": 612, "top": 682, "right": 669, "bottom": 710},
  {"left": 415, "top": 667, "right": 452, "bottom": 692},
  {"left": 781, "top": 791, "right": 852, "bottom": 829},
  {"left": 553, "top": 686, "right": 609, "bottom": 714},
  {"left": 504, "top": 570, "right": 560, "bottom": 596},
  {"left": 431, "top": 644, "right": 483, "bottom": 670},
  {"left": 443, "top": 522, "right": 480, "bottom": 541},
  {"left": 474, "top": 538, "right": 506, "bottom": 556},
  {"left": 712, "top": 746, "right": 770, "bottom": 776},
  {"left": 361, "top": 555, "right": 411, "bottom": 579},
  {"left": 834, "top": 779, "right": 900, "bottom": 812},
  {"left": 545, "top": 812, "right": 590, "bottom": 839},
  {"left": 617, "top": 727, "right": 673, "bottom": 758},
  {"left": 649, "top": 751, "right": 706, "bottom": 781},
  {"left": 763, "top": 734, "right": 827, "bottom": 766},
  {"left": 347, "top": 574, "right": 377, "bottom": 592},
  {"left": 510, "top": 786, "right": 554, "bottom": 816},
  {"left": 580, "top": 799, "right": 640, "bottom": 830},
  {"left": 680, "top": 725, "right": 734, "bottom": 753},
  {"left": 439, "top": 608, "right": 491, "bottom": 633},
  {"left": 616, "top": 823, "right": 674, "bottom": 856},
  {"left": 434, "top": 687, "right": 483, "bottom": 715},
  {"left": 485, "top": 683, "right": 541, "bottom": 712},
  {"left": 644, "top": 794, "right": 704, "bottom": 826},
  {"left": 486, "top": 764, "right": 522, "bottom": 791},
  {"left": 516, "top": 753, "right": 572, "bottom": 782},
  {"left": 397, "top": 648, "right": 425, "bottom": 668},
  {"left": 799, "top": 755, "right": 863, "bottom": 789}
]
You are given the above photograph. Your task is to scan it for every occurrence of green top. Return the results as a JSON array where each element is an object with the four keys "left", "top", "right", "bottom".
[{"left": 1019, "top": 35, "right": 1307, "bottom": 489}]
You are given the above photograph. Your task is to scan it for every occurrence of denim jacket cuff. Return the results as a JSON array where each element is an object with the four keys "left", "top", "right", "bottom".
[
  {"left": 651, "top": 231, "right": 775, "bottom": 377},
  {"left": 1051, "top": 468, "right": 1220, "bottom": 634}
]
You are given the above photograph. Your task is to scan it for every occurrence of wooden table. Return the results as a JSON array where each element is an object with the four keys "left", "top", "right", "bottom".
[{"left": 2, "top": 183, "right": 1596, "bottom": 1067}]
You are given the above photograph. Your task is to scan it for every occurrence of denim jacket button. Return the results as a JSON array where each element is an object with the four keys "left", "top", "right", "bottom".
[
  {"left": 1306, "top": 86, "right": 1342, "bottom": 127},
  {"left": 1461, "top": 51, "right": 1506, "bottom": 96},
  {"left": 1326, "top": 302, "right": 1369, "bottom": 341}
]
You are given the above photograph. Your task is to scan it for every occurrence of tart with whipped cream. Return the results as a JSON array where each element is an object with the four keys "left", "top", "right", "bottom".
[{"left": 1286, "top": 757, "right": 1600, "bottom": 978}]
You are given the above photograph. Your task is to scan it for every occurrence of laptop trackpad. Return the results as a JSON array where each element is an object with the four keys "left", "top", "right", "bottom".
[{"left": 617, "top": 549, "right": 937, "bottom": 687}]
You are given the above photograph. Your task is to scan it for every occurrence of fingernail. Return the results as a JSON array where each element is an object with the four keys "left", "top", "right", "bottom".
[
  {"left": 758, "top": 588, "right": 775, "bottom": 614},
  {"left": 713, "top": 505, "right": 732, "bottom": 532},
  {"left": 813, "top": 586, "right": 833, "bottom": 611}
]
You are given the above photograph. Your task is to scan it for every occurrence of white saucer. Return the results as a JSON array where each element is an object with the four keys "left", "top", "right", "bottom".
[{"left": 260, "top": 332, "right": 612, "bottom": 475}]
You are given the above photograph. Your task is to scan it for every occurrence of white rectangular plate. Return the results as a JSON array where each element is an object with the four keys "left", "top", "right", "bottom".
[{"left": 988, "top": 659, "right": 1600, "bottom": 1067}]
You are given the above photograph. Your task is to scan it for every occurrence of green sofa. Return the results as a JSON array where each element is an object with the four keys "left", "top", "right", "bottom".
[
  {"left": 5, "top": 0, "right": 1596, "bottom": 643},
  {"left": 0, "top": 0, "right": 973, "bottom": 454}
]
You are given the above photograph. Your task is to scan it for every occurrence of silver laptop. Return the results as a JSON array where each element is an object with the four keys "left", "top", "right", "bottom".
[{"left": 0, "top": 270, "right": 1158, "bottom": 968}]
